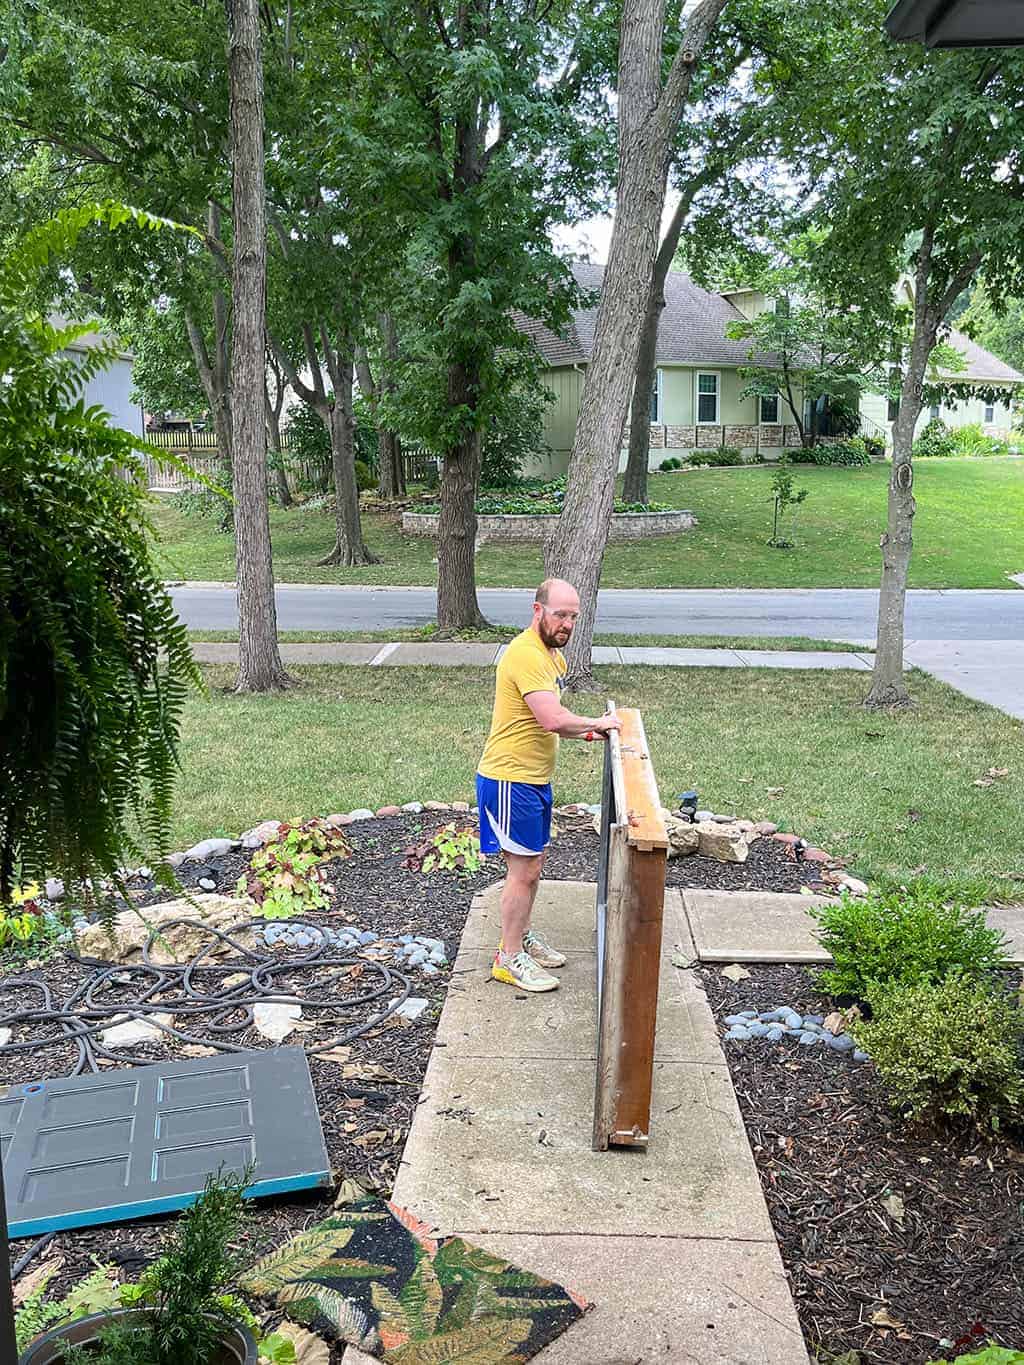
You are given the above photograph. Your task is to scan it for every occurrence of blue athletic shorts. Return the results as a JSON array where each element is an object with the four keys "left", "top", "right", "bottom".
[{"left": 475, "top": 775, "right": 553, "bottom": 856}]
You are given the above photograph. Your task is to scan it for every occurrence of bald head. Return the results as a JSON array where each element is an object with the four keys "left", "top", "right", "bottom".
[{"left": 532, "top": 578, "right": 579, "bottom": 648}]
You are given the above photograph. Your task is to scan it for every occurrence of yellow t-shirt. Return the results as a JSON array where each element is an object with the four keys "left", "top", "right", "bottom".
[{"left": 478, "top": 628, "right": 567, "bottom": 784}]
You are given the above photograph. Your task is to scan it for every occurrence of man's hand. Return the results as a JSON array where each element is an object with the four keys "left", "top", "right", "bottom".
[{"left": 584, "top": 711, "right": 623, "bottom": 741}]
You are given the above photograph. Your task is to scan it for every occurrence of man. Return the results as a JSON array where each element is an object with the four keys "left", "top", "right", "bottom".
[{"left": 476, "top": 578, "right": 621, "bottom": 992}]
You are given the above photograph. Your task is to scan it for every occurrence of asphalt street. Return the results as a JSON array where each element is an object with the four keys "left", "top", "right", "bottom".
[{"left": 169, "top": 584, "right": 1024, "bottom": 643}]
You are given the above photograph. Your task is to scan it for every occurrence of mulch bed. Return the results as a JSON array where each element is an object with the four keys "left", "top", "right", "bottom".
[{"left": 701, "top": 962, "right": 1024, "bottom": 1363}]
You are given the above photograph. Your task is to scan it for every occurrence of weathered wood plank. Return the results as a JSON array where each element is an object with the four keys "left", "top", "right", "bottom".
[{"left": 616, "top": 708, "right": 668, "bottom": 852}]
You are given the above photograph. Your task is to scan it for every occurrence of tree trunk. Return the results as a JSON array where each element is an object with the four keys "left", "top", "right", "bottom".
[
  {"left": 318, "top": 354, "right": 380, "bottom": 566},
  {"left": 376, "top": 313, "right": 406, "bottom": 498},
  {"left": 865, "top": 316, "right": 934, "bottom": 708},
  {"left": 623, "top": 191, "right": 692, "bottom": 505},
  {"left": 547, "top": 0, "right": 726, "bottom": 687},
  {"left": 226, "top": 0, "right": 291, "bottom": 692},
  {"left": 436, "top": 424, "right": 487, "bottom": 632}
]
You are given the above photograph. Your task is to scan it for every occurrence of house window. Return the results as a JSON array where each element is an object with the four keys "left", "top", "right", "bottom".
[
  {"left": 696, "top": 372, "right": 719, "bottom": 424},
  {"left": 759, "top": 393, "right": 779, "bottom": 424},
  {"left": 984, "top": 402, "right": 995, "bottom": 423},
  {"left": 929, "top": 404, "right": 940, "bottom": 420},
  {"left": 887, "top": 396, "right": 900, "bottom": 422},
  {"left": 649, "top": 369, "right": 662, "bottom": 424}
]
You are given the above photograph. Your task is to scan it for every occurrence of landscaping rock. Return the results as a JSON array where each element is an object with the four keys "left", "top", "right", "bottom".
[
  {"left": 101, "top": 1013, "right": 175, "bottom": 1048},
  {"left": 77, "top": 894, "right": 257, "bottom": 965},
  {"left": 747, "top": 1022, "right": 770, "bottom": 1038},
  {"left": 239, "top": 820, "right": 282, "bottom": 849},
  {"left": 801, "top": 848, "right": 832, "bottom": 864},
  {"left": 422, "top": 801, "right": 449, "bottom": 812},
  {"left": 754, "top": 821, "right": 778, "bottom": 836},
  {"left": 840, "top": 876, "right": 870, "bottom": 896},
  {"left": 392, "top": 996, "right": 429, "bottom": 1022},
  {"left": 772, "top": 832, "right": 800, "bottom": 845},
  {"left": 853, "top": 1049, "right": 870, "bottom": 1063},
  {"left": 664, "top": 815, "right": 700, "bottom": 859},
  {"left": 694, "top": 820, "right": 749, "bottom": 863},
  {"left": 348, "top": 809, "right": 375, "bottom": 822},
  {"left": 798, "top": 1031, "right": 820, "bottom": 1045},
  {"left": 325, "top": 813, "right": 354, "bottom": 828},
  {"left": 376, "top": 806, "right": 401, "bottom": 817},
  {"left": 725, "top": 1025, "right": 751, "bottom": 1041},
  {"left": 253, "top": 1002, "right": 302, "bottom": 1043},
  {"left": 44, "top": 877, "right": 65, "bottom": 902},
  {"left": 183, "top": 837, "right": 239, "bottom": 861},
  {"left": 164, "top": 851, "right": 187, "bottom": 871},
  {"left": 825, "top": 1033, "right": 856, "bottom": 1052},
  {"left": 451, "top": 800, "right": 470, "bottom": 813},
  {"left": 197, "top": 878, "right": 217, "bottom": 892},
  {"left": 766, "top": 1026, "right": 785, "bottom": 1042}
]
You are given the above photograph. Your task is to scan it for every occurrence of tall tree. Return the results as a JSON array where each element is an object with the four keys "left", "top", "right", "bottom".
[
  {"left": 801, "top": 9, "right": 1024, "bottom": 706},
  {"left": 545, "top": 0, "right": 728, "bottom": 683},
  {"left": 227, "top": 0, "right": 290, "bottom": 691}
]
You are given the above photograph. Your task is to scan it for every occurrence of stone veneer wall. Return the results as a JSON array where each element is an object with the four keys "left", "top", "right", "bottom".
[{"left": 403, "top": 510, "right": 697, "bottom": 544}]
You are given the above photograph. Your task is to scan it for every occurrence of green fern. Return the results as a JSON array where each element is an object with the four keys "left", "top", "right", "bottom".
[
  {"left": 0, "top": 201, "right": 208, "bottom": 914},
  {"left": 238, "top": 1227, "right": 356, "bottom": 1295}
]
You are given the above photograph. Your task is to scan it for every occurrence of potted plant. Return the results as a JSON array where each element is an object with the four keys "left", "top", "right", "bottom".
[{"left": 18, "top": 1172, "right": 263, "bottom": 1365}]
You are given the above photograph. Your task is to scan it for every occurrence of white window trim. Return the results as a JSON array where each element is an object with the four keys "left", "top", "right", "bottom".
[
  {"left": 695, "top": 370, "right": 720, "bottom": 425},
  {"left": 759, "top": 392, "right": 780, "bottom": 425},
  {"left": 983, "top": 402, "right": 995, "bottom": 423},
  {"left": 650, "top": 368, "right": 663, "bottom": 425}
]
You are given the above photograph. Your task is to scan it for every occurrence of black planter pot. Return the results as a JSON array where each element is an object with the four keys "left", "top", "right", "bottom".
[{"left": 18, "top": 1308, "right": 259, "bottom": 1364}]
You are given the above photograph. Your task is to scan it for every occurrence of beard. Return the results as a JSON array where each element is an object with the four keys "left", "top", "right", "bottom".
[{"left": 539, "top": 619, "right": 572, "bottom": 648}]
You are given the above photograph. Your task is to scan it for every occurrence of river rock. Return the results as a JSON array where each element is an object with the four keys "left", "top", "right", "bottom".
[
  {"left": 376, "top": 806, "right": 401, "bottom": 817},
  {"left": 183, "top": 837, "right": 240, "bottom": 861},
  {"left": 239, "top": 820, "right": 282, "bottom": 850},
  {"left": 840, "top": 876, "right": 870, "bottom": 896},
  {"left": 664, "top": 815, "right": 700, "bottom": 859},
  {"left": 422, "top": 801, "right": 449, "bottom": 812}
]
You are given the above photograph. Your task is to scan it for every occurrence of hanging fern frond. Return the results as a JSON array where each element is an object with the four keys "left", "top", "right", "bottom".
[{"left": 0, "top": 202, "right": 205, "bottom": 911}]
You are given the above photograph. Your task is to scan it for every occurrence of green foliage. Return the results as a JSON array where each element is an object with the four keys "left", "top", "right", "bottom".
[
  {"left": 238, "top": 817, "right": 352, "bottom": 920},
  {"left": 811, "top": 438, "right": 871, "bottom": 467},
  {"left": 913, "top": 418, "right": 957, "bottom": 459},
  {"left": 170, "top": 487, "right": 232, "bottom": 523},
  {"left": 15, "top": 1262, "right": 122, "bottom": 1352},
  {"left": 424, "top": 487, "right": 669, "bottom": 515},
  {"left": 354, "top": 459, "right": 375, "bottom": 493},
  {"left": 0, "top": 884, "right": 68, "bottom": 960},
  {"left": 928, "top": 1347, "right": 1024, "bottom": 1365},
  {"left": 0, "top": 202, "right": 203, "bottom": 908},
  {"left": 658, "top": 457, "right": 684, "bottom": 471},
  {"left": 812, "top": 888, "right": 1010, "bottom": 999},
  {"left": 284, "top": 403, "right": 332, "bottom": 495},
  {"left": 403, "top": 824, "right": 484, "bottom": 878},
  {"left": 949, "top": 423, "right": 1013, "bottom": 457},
  {"left": 480, "top": 383, "right": 555, "bottom": 489},
  {"left": 863, "top": 435, "right": 886, "bottom": 460},
  {"left": 855, "top": 976, "right": 1024, "bottom": 1129},
  {"left": 688, "top": 446, "right": 743, "bottom": 467},
  {"left": 959, "top": 278, "right": 1024, "bottom": 378},
  {"left": 768, "top": 455, "right": 809, "bottom": 548}
]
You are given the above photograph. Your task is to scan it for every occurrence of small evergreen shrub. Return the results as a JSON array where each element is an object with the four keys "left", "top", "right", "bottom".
[
  {"left": 689, "top": 445, "right": 743, "bottom": 467},
  {"left": 913, "top": 417, "right": 957, "bottom": 458},
  {"left": 811, "top": 438, "right": 872, "bottom": 466},
  {"left": 812, "top": 888, "right": 1010, "bottom": 999},
  {"left": 354, "top": 459, "right": 375, "bottom": 492},
  {"left": 785, "top": 445, "right": 818, "bottom": 463},
  {"left": 659, "top": 457, "right": 682, "bottom": 471},
  {"left": 855, "top": 976, "right": 1024, "bottom": 1129}
]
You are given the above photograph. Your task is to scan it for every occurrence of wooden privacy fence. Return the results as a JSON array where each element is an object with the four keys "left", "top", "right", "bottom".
[
  {"left": 140, "top": 431, "right": 438, "bottom": 492},
  {"left": 593, "top": 702, "right": 668, "bottom": 1152}
]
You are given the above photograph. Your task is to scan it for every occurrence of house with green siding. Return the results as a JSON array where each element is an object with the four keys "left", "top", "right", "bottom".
[{"left": 516, "top": 263, "right": 1022, "bottom": 477}]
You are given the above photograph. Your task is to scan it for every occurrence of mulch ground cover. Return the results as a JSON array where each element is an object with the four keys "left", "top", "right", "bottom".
[{"left": 701, "top": 962, "right": 1024, "bottom": 1364}]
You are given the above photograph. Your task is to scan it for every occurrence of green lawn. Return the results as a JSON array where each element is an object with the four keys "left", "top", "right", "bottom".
[
  {"left": 173, "top": 664, "right": 1024, "bottom": 901},
  {"left": 186, "top": 627, "right": 862, "bottom": 653},
  {"left": 151, "top": 459, "right": 1024, "bottom": 589}
]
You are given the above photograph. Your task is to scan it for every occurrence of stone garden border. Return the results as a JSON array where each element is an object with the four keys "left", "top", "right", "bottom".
[{"left": 401, "top": 509, "right": 697, "bottom": 544}]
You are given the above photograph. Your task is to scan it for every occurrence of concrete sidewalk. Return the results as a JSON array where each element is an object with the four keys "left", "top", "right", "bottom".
[
  {"left": 679, "top": 889, "right": 1024, "bottom": 965},
  {"left": 191, "top": 638, "right": 874, "bottom": 670},
  {"left": 342, "top": 880, "right": 809, "bottom": 1365}
]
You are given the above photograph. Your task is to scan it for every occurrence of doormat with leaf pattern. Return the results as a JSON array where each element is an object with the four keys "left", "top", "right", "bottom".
[{"left": 239, "top": 1197, "right": 590, "bottom": 1362}]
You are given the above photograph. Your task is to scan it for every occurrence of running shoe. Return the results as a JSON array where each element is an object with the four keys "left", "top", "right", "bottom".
[
  {"left": 491, "top": 949, "right": 559, "bottom": 992},
  {"left": 523, "top": 927, "right": 567, "bottom": 969}
]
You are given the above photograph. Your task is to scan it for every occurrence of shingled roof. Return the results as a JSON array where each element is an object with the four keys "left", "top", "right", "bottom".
[
  {"left": 516, "top": 262, "right": 782, "bottom": 369},
  {"left": 942, "top": 327, "right": 1024, "bottom": 384}
]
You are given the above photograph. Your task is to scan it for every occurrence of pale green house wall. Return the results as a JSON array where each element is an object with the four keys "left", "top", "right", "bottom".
[
  {"left": 860, "top": 390, "right": 1016, "bottom": 441},
  {"left": 535, "top": 363, "right": 800, "bottom": 477}
]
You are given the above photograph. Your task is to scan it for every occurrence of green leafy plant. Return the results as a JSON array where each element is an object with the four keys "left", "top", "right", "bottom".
[
  {"left": 913, "top": 416, "right": 957, "bottom": 458},
  {"left": 949, "top": 422, "right": 1012, "bottom": 457},
  {"left": 403, "top": 824, "right": 484, "bottom": 878},
  {"left": 353, "top": 459, "right": 375, "bottom": 493},
  {"left": 658, "top": 457, "right": 683, "bottom": 471},
  {"left": 928, "top": 1347, "right": 1024, "bottom": 1364},
  {"left": 855, "top": 976, "right": 1024, "bottom": 1130},
  {"left": 15, "top": 1262, "right": 122, "bottom": 1352},
  {"left": 0, "top": 201, "right": 204, "bottom": 914},
  {"left": 688, "top": 445, "right": 743, "bottom": 467},
  {"left": 812, "top": 888, "right": 1010, "bottom": 999},
  {"left": 811, "top": 438, "right": 872, "bottom": 466},
  {"left": 863, "top": 434, "right": 886, "bottom": 460},
  {"left": 238, "top": 817, "right": 352, "bottom": 920},
  {"left": 768, "top": 455, "right": 809, "bottom": 548}
]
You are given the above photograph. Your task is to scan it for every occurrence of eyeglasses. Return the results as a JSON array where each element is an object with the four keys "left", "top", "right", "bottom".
[{"left": 542, "top": 608, "right": 578, "bottom": 623}]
